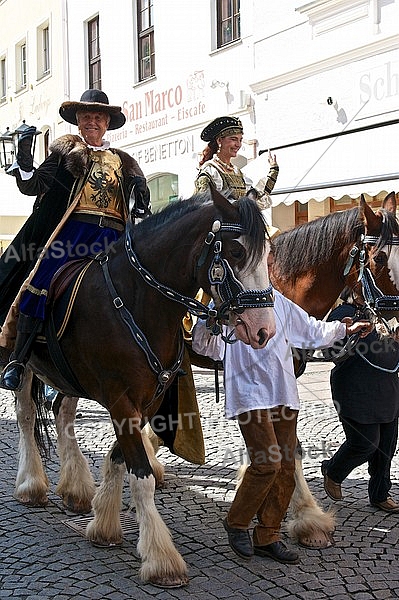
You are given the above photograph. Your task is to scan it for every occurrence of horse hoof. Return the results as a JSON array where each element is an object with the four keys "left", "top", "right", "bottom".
[
  {"left": 14, "top": 494, "right": 48, "bottom": 508},
  {"left": 62, "top": 496, "right": 92, "bottom": 515},
  {"left": 90, "top": 539, "right": 123, "bottom": 548},
  {"left": 148, "top": 575, "right": 189, "bottom": 588},
  {"left": 298, "top": 532, "right": 335, "bottom": 549}
]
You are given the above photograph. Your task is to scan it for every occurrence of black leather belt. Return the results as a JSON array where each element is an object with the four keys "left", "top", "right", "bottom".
[{"left": 71, "top": 213, "right": 124, "bottom": 232}]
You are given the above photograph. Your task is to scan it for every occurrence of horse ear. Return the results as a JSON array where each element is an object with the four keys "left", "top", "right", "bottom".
[
  {"left": 382, "top": 191, "right": 397, "bottom": 213},
  {"left": 209, "top": 186, "right": 239, "bottom": 219},
  {"left": 359, "top": 193, "right": 368, "bottom": 219},
  {"left": 360, "top": 193, "right": 381, "bottom": 231},
  {"left": 359, "top": 193, "right": 366, "bottom": 209}
]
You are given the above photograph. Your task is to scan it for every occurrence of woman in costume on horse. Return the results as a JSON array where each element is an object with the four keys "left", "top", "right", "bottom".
[
  {"left": 188, "top": 114, "right": 280, "bottom": 335},
  {"left": 194, "top": 115, "right": 279, "bottom": 212},
  {"left": 0, "top": 89, "right": 150, "bottom": 391}
]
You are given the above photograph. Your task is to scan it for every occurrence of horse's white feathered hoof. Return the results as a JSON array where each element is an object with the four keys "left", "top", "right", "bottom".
[
  {"left": 14, "top": 492, "right": 48, "bottom": 507},
  {"left": 147, "top": 574, "right": 189, "bottom": 588},
  {"left": 298, "top": 531, "right": 335, "bottom": 549},
  {"left": 86, "top": 524, "right": 124, "bottom": 547}
]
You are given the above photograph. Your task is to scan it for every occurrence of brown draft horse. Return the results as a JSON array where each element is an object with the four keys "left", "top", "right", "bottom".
[
  {"left": 12, "top": 189, "right": 276, "bottom": 588},
  {"left": 268, "top": 192, "right": 399, "bottom": 548}
]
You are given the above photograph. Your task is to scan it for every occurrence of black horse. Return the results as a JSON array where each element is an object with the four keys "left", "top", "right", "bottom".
[{"left": 13, "top": 189, "right": 275, "bottom": 588}]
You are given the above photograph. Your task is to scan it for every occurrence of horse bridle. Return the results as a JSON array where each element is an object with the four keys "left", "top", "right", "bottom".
[
  {"left": 195, "top": 218, "right": 274, "bottom": 332},
  {"left": 96, "top": 217, "right": 274, "bottom": 405},
  {"left": 344, "top": 232, "right": 399, "bottom": 323},
  {"left": 334, "top": 231, "right": 399, "bottom": 364}
]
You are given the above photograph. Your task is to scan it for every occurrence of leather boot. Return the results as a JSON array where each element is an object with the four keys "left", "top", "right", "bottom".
[
  {"left": 0, "top": 360, "right": 26, "bottom": 391},
  {"left": 0, "top": 314, "right": 42, "bottom": 391}
]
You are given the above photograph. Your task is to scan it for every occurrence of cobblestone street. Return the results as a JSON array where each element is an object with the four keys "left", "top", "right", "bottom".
[{"left": 1, "top": 362, "right": 399, "bottom": 599}]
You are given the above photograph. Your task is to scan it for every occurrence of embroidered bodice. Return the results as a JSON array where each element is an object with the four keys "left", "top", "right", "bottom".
[
  {"left": 194, "top": 159, "right": 247, "bottom": 200},
  {"left": 75, "top": 150, "right": 127, "bottom": 221}
]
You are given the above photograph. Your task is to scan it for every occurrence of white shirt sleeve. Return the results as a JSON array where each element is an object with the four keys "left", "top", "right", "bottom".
[
  {"left": 18, "top": 168, "right": 34, "bottom": 180},
  {"left": 275, "top": 291, "right": 347, "bottom": 349},
  {"left": 199, "top": 164, "right": 224, "bottom": 191},
  {"left": 192, "top": 319, "right": 225, "bottom": 361},
  {"left": 6, "top": 161, "right": 34, "bottom": 179}
]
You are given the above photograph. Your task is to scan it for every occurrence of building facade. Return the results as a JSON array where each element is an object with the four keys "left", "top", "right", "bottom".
[
  {"left": 0, "top": 0, "right": 67, "bottom": 249},
  {"left": 0, "top": 0, "right": 398, "bottom": 248}
]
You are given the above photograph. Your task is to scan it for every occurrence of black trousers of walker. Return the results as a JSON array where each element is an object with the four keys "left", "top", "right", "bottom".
[{"left": 327, "top": 416, "right": 398, "bottom": 504}]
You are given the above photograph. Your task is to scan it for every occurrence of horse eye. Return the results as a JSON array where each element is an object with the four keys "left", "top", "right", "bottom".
[{"left": 230, "top": 244, "right": 245, "bottom": 261}]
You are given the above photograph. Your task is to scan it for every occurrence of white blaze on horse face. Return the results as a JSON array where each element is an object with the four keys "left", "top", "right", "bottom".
[
  {"left": 234, "top": 235, "right": 270, "bottom": 290},
  {"left": 231, "top": 236, "right": 276, "bottom": 349},
  {"left": 386, "top": 245, "right": 399, "bottom": 293}
]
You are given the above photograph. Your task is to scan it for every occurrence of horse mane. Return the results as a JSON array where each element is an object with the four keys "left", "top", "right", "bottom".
[
  {"left": 135, "top": 193, "right": 267, "bottom": 270},
  {"left": 272, "top": 207, "right": 364, "bottom": 283},
  {"left": 137, "top": 194, "right": 207, "bottom": 235}
]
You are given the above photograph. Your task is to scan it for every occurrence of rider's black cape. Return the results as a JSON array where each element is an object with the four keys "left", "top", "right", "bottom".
[
  {"left": 0, "top": 158, "right": 73, "bottom": 324},
  {"left": 0, "top": 137, "right": 150, "bottom": 325}
]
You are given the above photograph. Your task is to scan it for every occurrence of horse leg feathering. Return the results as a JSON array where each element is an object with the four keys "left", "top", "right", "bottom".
[{"left": 14, "top": 369, "right": 49, "bottom": 507}]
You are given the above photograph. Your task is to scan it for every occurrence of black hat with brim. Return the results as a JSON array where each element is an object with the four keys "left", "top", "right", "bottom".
[
  {"left": 201, "top": 116, "right": 243, "bottom": 142},
  {"left": 59, "top": 89, "right": 126, "bottom": 130}
]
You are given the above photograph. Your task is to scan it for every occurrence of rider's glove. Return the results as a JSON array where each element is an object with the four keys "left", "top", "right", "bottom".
[{"left": 16, "top": 126, "right": 37, "bottom": 172}]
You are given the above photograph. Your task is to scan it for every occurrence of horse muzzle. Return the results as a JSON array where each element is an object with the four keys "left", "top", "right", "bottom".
[{"left": 233, "top": 308, "right": 276, "bottom": 349}]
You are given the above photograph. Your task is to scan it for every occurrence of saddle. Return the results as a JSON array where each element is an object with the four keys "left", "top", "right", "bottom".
[
  {"left": 46, "top": 258, "right": 93, "bottom": 338},
  {"left": 42, "top": 258, "right": 94, "bottom": 397}
]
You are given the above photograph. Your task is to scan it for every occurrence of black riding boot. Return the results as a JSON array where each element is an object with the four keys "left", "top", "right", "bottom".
[{"left": 0, "top": 314, "right": 42, "bottom": 391}]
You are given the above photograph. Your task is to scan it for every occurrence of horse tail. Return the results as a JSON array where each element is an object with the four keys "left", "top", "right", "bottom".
[{"left": 31, "top": 374, "right": 54, "bottom": 459}]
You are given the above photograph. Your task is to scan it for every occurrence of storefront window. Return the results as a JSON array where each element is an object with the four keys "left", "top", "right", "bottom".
[
  {"left": 330, "top": 192, "right": 387, "bottom": 212},
  {"left": 148, "top": 173, "right": 179, "bottom": 213},
  {"left": 295, "top": 201, "right": 308, "bottom": 225}
]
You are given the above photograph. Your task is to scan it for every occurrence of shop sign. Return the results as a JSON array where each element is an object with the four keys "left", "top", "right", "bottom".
[
  {"left": 359, "top": 60, "right": 398, "bottom": 107},
  {"left": 119, "top": 70, "right": 206, "bottom": 139},
  {"left": 131, "top": 134, "right": 196, "bottom": 166}
]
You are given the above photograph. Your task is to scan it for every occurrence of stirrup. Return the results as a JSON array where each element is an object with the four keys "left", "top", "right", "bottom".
[{"left": 0, "top": 360, "right": 26, "bottom": 392}]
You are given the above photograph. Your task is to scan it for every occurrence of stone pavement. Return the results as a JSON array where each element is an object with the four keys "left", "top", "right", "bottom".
[{"left": 1, "top": 361, "right": 399, "bottom": 600}]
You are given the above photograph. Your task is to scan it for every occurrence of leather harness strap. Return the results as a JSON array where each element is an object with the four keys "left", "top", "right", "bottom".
[
  {"left": 45, "top": 311, "right": 90, "bottom": 398},
  {"left": 96, "top": 251, "right": 185, "bottom": 407}
]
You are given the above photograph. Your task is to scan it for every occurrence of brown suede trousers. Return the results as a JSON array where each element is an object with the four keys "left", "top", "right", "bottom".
[{"left": 227, "top": 406, "right": 298, "bottom": 546}]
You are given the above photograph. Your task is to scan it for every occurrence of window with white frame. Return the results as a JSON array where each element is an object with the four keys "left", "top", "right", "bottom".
[
  {"left": 0, "top": 57, "right": 6, "bottom": 102},
  {"left": 217, "top": 0, "right": 240, "bottom": 48},
  {"left": 88, "top": 16, "right": 101, "bottom": 89},
  {"left": 16, "top": 40, "right": 27, "bottom": 91},
  {"left": 137, "top": 0, "right": 155, "bottom": 81},
  {"left": 37, "top": 22, "right": 50, "bottom": 79}
]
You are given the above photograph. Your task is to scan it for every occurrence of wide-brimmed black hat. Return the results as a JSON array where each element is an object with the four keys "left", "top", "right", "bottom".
[
  {"left": 201, "top": 116, "right": 243, "bottom": 142},
  {"left": 59, "top": 89, "right": 126, "bottom": 130}
]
